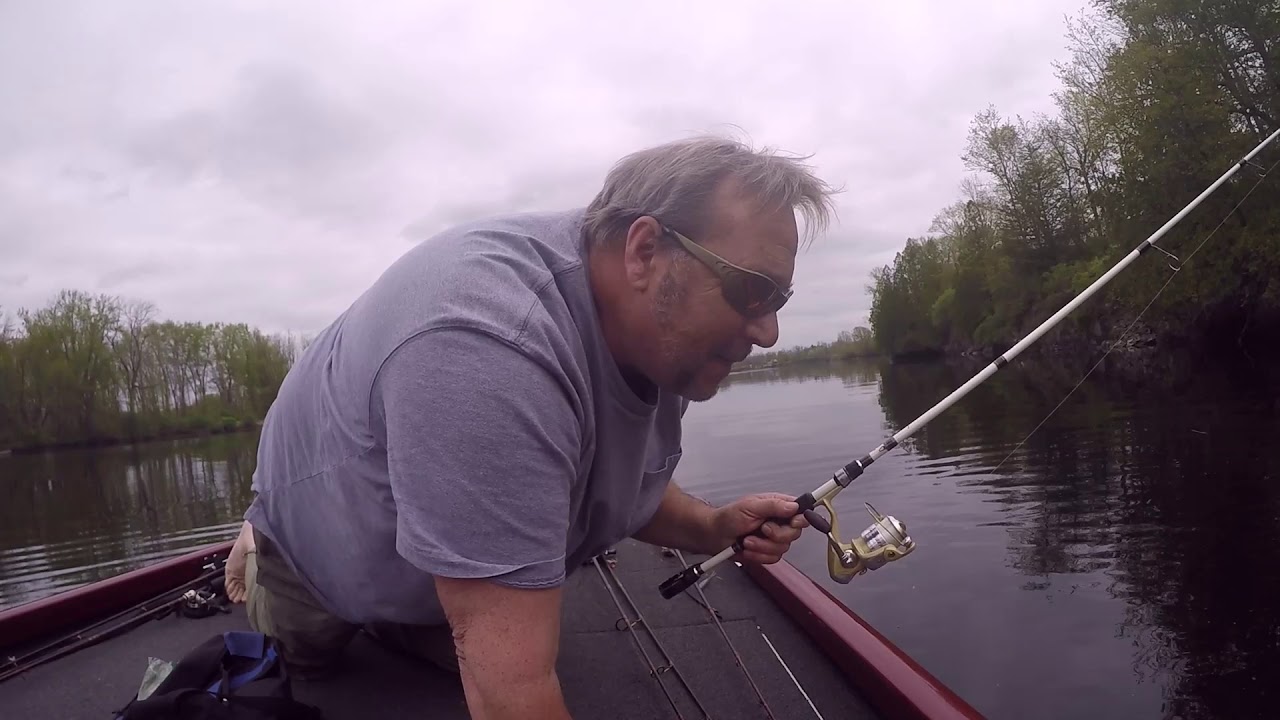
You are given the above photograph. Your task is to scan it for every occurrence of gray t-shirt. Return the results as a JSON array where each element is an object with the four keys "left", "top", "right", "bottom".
[{"left": 244, "top": 208, "right": 687, "bottom": 625}]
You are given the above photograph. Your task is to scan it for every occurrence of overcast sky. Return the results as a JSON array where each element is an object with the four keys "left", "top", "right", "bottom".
[{"left": 1, "top": 0, "right": 1090, "bottom": 351}]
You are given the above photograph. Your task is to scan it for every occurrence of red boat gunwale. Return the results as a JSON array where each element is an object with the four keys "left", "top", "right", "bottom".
[
  {"left": 746, "top": 560, "right": 984, "bottom": 720},
  {"left": 0, "top": 542, "right": 983, "bottom": 720},
  {"left": 0, "top": 540, "right": 234, "bottom": 650}
]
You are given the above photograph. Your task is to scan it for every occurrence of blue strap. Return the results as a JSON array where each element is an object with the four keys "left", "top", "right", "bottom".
[
  {"left": 205, "top": 632, "right": 278, "bottom": 695},
  {"left": 222, "top": 631, "right": 266, "bottom": 659}
]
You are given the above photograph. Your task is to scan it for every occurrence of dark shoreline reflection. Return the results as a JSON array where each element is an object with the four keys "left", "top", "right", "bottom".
[
  {"left": 707, "top": 356, "right": 1280, "bottom": 719},
  {"left": 0, "top": 431, "right": 258, "bottom": 609}
]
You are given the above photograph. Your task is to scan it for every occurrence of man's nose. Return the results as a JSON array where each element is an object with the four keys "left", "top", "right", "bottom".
[{"left": 745, "top": 311, "right": 780, "bottom": 348}]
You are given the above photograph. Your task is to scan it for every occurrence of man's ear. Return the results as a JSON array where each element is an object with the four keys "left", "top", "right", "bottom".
[{"left": 621, "top": 216, "right": 666, "bottom": 291}]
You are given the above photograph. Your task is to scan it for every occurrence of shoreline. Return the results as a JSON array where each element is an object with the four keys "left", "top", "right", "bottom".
[
  {"left": 733, "top": 351, "right": 884, "bottom": 373},
  {"left": 734, "top": 339, "right": 1280, "bottom": 383},
  {"left": 0, "top": 423, "right": 262, "bottom": 457}
]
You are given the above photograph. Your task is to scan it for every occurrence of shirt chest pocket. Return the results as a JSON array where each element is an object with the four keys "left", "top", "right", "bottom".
[
  {"left": 643, "top": 448, "right": 682, "bottom": 484},
  {"left": 626, "top": 448, "right": 683, "bottom": 536}
]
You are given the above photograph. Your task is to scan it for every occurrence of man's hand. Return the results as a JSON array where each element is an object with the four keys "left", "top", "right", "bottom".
[
  {"left": 225, "top": 522, "right": 255, "bottom": 604},
  {"left": 632, "top": 484, "right": 809, "bottom": 563},
  {"left": 435, "top": 577, "right": 572, "bottom": 720},
  {"left": 710, "top": 493, "right": 809, "bottom": 565}
]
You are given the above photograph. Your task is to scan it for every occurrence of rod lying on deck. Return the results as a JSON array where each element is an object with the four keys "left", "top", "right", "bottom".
[{"left": 660, "top": 126, "right": 1280, "bottom": 600}]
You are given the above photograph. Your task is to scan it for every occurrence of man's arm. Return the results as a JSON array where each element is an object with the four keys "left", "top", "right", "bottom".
[
  {"left": 436, "top": 578, "right": 571, "bottom": 720},
  {"left": 372, "top": 328, "right": 583, "bottom": 717},
  {"left": 630, "top": 481, "right": 720, "bottom": 555}
]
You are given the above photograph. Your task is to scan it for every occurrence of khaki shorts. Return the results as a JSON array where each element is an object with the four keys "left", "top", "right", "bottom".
[{"left": 243, "top": 526, "right": 459, "bottom": 679}]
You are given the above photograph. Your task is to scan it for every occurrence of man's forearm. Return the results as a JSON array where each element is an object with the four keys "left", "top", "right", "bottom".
[{"left": 631, "top": 481, "right": 720, "bottom": 555}]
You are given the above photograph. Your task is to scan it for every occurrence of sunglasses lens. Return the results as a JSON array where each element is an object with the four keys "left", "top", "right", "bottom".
[{"left": 729, "top": 273, "right": 787, "bottom": 316}]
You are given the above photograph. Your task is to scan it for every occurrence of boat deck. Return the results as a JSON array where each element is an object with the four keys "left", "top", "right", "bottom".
[{"left": 0, "top": 539, "right": 879, "bottom": 719}]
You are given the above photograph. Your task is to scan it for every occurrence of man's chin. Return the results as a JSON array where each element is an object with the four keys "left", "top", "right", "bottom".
[
  {"left": 681, "top": 383, "right": 721, "bottom": 402},
  {"left": 676, "top": 362, "right": 732, "bottom": 402}
]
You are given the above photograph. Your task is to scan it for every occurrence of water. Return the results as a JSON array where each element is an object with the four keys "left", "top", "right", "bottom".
[
  {"left": 0, "top": 434, "right": 254, "bottom": 609},
  {"left": 2, "top": 358, "right": 1278, "bottom": 719}
]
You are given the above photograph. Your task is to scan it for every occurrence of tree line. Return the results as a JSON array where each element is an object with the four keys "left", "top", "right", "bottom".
[
  {"left": 0, "top": 290, "right": 300, "bottom": 452},
  {"left": 868, "top": 0, "right": 1279, "bottom": 363},
  {"left": 736, "top": 326, "right": 878, "bottom": 370}
]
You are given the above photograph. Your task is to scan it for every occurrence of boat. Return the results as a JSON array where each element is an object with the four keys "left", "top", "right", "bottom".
[{"left": 0, "top": 536, "right": 984, "bottom": 719}]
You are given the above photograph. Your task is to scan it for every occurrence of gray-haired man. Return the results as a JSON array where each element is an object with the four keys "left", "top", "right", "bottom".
[{"left": 224, "top": 134, "right": 838, "bottom": 720}]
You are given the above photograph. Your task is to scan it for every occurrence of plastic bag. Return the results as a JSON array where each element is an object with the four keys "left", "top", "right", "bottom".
[{"left": 136, "top": 656, "right": 175, "bottom": 701}]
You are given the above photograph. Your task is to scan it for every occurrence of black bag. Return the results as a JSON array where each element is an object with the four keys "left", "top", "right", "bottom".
[{"left": 113, "top": 631, "right": 323, "bottom": 719}]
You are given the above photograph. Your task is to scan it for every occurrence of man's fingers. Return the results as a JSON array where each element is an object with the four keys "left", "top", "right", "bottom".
[
  {"left": 736, "top": 508, "right": 809, "bottom": 559},
  {"left": 725, "top": 494, "right": 809, "bottom": 555},
  {"left": 739, "top": 546, "right": 784, "bottom": 565},
  {"left": 758, "top": 519, "right": 805, "bottom": 542},
  {"left": 740, "top": 495, "right": 799, "bottom": 520},
  {"left": 740, "top": 532, "right": 794, "bottom": 558},
  {"left": 742, "top": 538, "right": 778, "bottom": 561},
  {"left": 226, "top": 580, "right": 247, "bottom": 604},
  {"left": 759, "top": 492, "right": 800, "bottom": 504}
]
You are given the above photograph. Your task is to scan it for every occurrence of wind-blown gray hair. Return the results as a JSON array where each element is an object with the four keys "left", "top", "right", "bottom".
[{"left": 583, "top": 134, "right": 839, "bottom": 250}]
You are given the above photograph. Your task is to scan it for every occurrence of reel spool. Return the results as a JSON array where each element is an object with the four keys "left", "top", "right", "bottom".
[{"left": 805, "top": 499, "right": 915, "bottom": 583}]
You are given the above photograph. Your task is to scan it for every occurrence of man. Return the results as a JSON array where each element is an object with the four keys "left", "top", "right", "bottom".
[{"left": 223, "top": 134, "right": 838, "bottom": 719}]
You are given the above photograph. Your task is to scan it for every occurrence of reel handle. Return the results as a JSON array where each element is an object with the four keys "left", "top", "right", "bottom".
[{"left": 803, "top": 509, "right": 832, "bottom": 534}]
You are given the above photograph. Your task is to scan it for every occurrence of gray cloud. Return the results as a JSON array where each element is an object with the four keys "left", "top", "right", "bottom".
[
  {"left": 0, "top": 0, "right": 1089, "bottom": 349},
  {"left": 97, "top": 261, "right": 169, "bottom": 291},
  {"left": 0, "top": 273, "right": 29, "bottom": 290}
]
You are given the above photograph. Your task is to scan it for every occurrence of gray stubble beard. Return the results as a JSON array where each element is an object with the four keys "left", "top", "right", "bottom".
[{"left": 653, "top": 268, "right": 718, "bottom": 402}]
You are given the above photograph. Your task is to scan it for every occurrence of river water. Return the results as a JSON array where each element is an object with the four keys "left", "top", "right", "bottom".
[{"left": 2, "top": 358, "right": 1277, "bottom": 720}]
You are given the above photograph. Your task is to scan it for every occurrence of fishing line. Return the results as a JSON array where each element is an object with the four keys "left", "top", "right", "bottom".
[
  {"left": 991, "top": 151, "right": 1280, "bottom": 475},
  {"left": 757, "top": 630, "right": 825, "bottom": 720}
]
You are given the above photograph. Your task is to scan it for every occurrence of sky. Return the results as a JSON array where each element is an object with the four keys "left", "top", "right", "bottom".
[{"left": 1, "top": 0, "right": 1092, "bottom": 351}]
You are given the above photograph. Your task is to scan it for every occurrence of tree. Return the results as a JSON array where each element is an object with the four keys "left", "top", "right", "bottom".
[
  {"left": 868, "top": 0, "right": 1279, "bottom": 361},
  {"left": 0, "top": 290, "right": 299, "bottom": 450}
]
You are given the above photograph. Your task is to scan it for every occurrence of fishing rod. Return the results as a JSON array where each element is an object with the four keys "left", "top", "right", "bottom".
[{"left": 660, "top": 125, "right": 1280, "bottom": 600}]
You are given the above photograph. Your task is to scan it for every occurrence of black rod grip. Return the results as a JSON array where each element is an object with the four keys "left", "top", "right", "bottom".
[{"left": 659, "top": 565, "right": 703, "bottom": 599}]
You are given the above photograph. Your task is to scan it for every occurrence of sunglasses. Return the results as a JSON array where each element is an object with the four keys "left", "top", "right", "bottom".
[{"left": 657, "top": 221, "right": 793, "bottom": 318}]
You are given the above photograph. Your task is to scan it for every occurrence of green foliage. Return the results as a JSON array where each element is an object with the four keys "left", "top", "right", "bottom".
[
  {"left": 737, "top": 326, "right": 879, "bottom": 370},
  {"left": 868, "top": 0, "right": 1280, "bottom": 359},
  {"left": 0, "top": 290, "right": 298, "bottom": 451}
]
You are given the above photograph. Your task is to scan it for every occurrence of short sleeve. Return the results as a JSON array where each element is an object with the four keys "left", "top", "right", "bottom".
[{"left": 371, "top": 327, "right": 581, "bottom": 589}]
